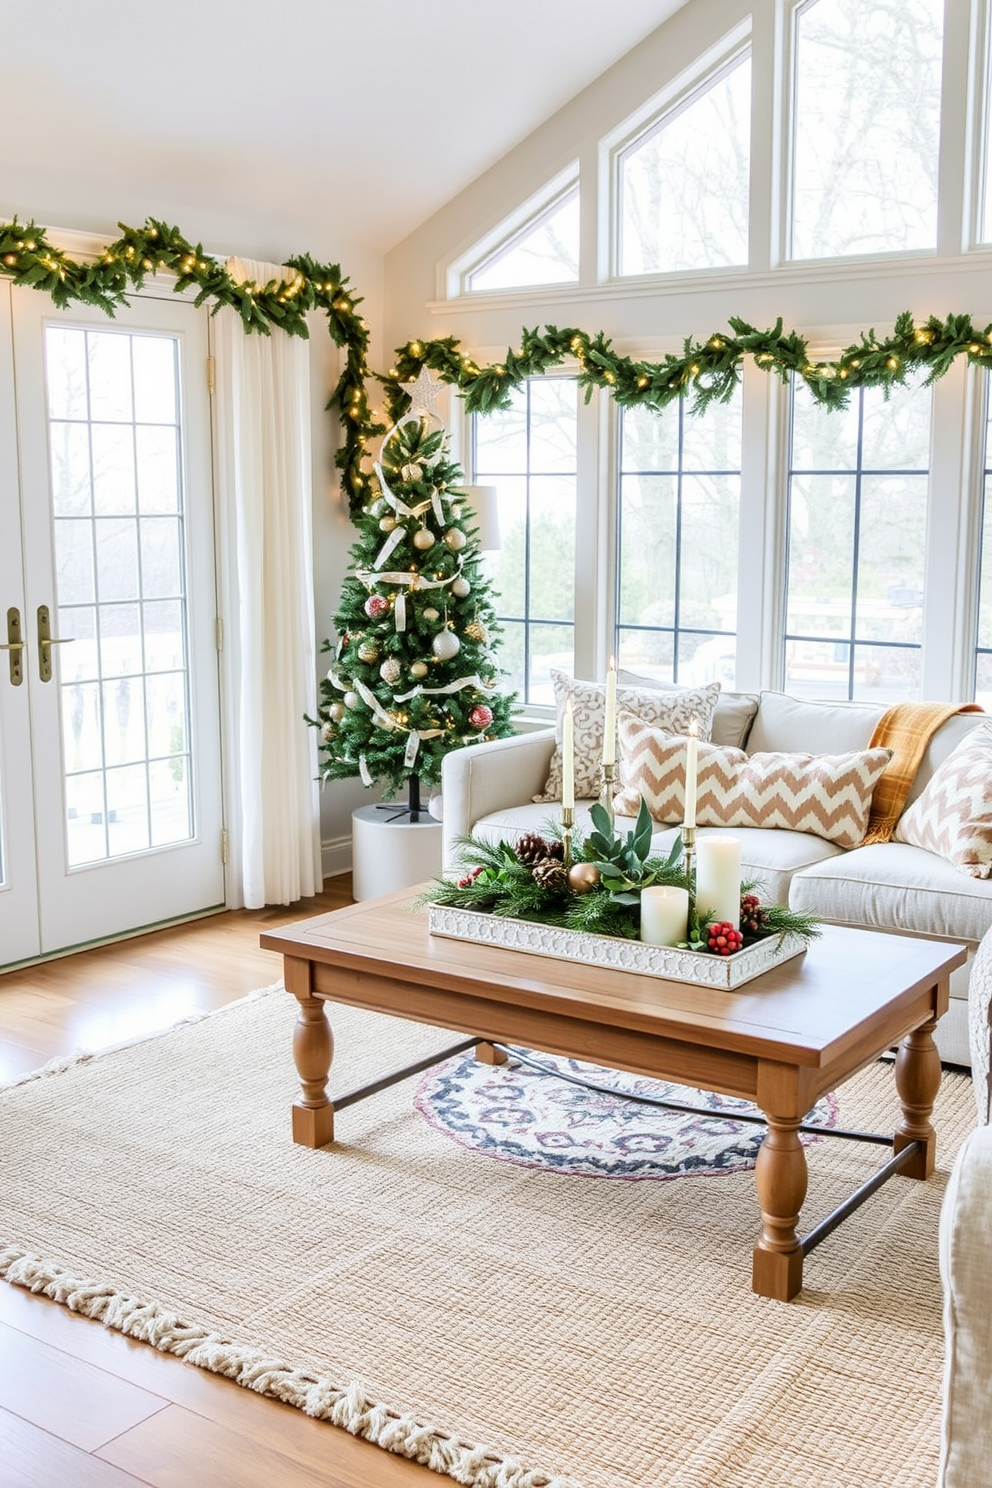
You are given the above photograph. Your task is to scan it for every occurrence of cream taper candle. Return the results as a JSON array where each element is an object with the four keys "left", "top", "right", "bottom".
[
  {"left": 562, "top": 699, "right": 575, "bottom": 810},
  {"left": 684, "top": 718, "right": 699, "bottom": 829},
  {"left": 639, "top": 885, "right": 689, "bottom": 946},
  {"left": 602, "top": 655, "right": 618, "bottom": 766},
  {"left": 695, "top": 836, "right": 742, "bottom": 927}
]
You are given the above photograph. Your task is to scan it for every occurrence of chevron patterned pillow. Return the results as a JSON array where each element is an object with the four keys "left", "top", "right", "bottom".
[
  {"left": 534, "top": 671, "right": 721, "bottom": 803},
  {"left": 894, "top": 721, "right": 992, "bottom": 877},
  {"left": 614, "top": 712, "right": 892, "bottom": 847}
]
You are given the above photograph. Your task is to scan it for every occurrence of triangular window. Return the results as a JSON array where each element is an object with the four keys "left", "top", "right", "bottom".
[
  {"left": 617, "top": 52, "right": 751, "bottom": 276},
  {"left": 464, "top": 187, "right": 580, "bottom": 294}
]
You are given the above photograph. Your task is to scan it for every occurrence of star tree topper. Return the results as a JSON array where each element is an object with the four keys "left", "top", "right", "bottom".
[{"left": 404, "top": 364, "right": 444, "bottom": 421}]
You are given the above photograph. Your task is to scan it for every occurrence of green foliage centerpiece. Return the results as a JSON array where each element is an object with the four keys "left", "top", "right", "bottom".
[{"left": 422, "top": 799, "right": 820, "bottom": 956}]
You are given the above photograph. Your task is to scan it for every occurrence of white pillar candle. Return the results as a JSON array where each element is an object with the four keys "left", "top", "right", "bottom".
[
  {"left": 683, "top": 718, "right": 699, "bottom": 829},
  {"left": 640, "top": 885, "right": 689, "bottom": 946},
  {"left": 562, "top": 699, "right": 575, "bottom": 810},
  {"left": 602, "top": 655, "right": 618, "bottom": 766},
  {"left": 695, "top": 836, "right": 742, "bottom": 928}
]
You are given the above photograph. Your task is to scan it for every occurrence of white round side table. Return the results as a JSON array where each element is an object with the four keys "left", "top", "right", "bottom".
[{"left": 351, "top": 804, "right": 443, "bottom": 902}]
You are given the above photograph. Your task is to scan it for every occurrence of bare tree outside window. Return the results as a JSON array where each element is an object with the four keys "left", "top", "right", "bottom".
[
  {"left": 791, "top": 0, "right": 943, "bottom": 259},
  {"left": 618, "top": 53, "right": 750, "bottom": 276}
]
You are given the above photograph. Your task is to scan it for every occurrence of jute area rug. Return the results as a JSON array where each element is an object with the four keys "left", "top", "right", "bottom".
[{"left": 0, "top": 986, "right": 974, "bottom": 1488}]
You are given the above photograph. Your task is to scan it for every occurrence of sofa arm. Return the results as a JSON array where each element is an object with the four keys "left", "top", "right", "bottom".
[
  {"left": 441, "top": 729, "right": 556, "bottom": 872},
  {"left": 939, "top": 1127, "right": 992, "bottom": 1486}
]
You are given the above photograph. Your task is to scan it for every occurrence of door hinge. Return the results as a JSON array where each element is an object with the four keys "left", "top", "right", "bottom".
[
  {"left": 215, "top": 616, "right": 223, "bottom": 651},
  {"left": 221, "top": 828, "right": 229, "bottom": 865},
  {"left": 206, "top": 355, "right": 216, "bottom": 395}
]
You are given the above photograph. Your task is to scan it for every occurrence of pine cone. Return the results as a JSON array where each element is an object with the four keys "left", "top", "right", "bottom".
[
  {"left": 544, "top": 839, "right": 565, "bottom": 861},
  {"left": 532, "top": 858, "right": 567, "bottom": 892},
  {"left": 516, "top": 832, "right": 551, "bottom": 864},
  {"left": 740, "top": 893, "right": 769, "bottom": 935}
]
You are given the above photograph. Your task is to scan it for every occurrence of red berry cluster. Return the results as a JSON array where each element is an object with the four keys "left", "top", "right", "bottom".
[
  {"left": 740, "top": 893, "right": 769, "bottom": 936},
  {"left": 706, "top": 921, "right": 744, "bottom": 956},
  {"left": 457, "top": 866, "right": 484, "bottom": 889}
]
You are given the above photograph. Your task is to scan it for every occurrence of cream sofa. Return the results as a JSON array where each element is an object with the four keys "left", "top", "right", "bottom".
[
  {"left": 939, "top": 1124, "right": 992, "bottom": 1485},
  {"left": 441, "top": 690, "right": 992, "bottom": 1067}
]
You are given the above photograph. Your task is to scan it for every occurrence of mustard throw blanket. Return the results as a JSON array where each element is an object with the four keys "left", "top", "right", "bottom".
[{"left": 863, "top": 701, "right": 984, "bottom": 844}]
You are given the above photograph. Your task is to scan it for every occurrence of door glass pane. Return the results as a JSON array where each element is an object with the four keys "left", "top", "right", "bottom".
[{"left": 44, "top": 326, "right": 193, "bottom": 867}]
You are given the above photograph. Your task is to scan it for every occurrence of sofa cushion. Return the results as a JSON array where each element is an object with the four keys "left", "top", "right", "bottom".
[
  {"left": 747, "top": 691, "right": 887, "bottom": 755},
  {"left": 535, "top": 670, "right": 720, "bottom": 803},
  {"left": 619, "top": 671, "right": 759, "bottom": 749},
  {"left": 789, "top": 842, "right": 992, "bottom": 947},
  {"left": 613, "top": 713, "right": 892, "bottom": 848},
  {"left": 904, "top": 711, "right": 988, "bottom": 808},
  {"left": 895, "top": 722, "right": 992, "bottom": 878}
]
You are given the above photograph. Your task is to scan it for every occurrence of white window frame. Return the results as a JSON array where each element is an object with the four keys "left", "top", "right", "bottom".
[
  {"left": 445, "top": 165, "right": 580, "bottom": 300},
  {"left": 601, "top": 21, "right": 752, "bottom": 284}
]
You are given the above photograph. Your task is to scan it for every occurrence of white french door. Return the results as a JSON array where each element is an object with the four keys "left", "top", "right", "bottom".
[{"left": 0, "top": 286, "right": 225, "bottom": 965}]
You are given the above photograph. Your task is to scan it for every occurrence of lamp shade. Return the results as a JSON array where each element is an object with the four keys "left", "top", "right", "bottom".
[{"left": 459, "top": 484, "right": 501, "bottom": 551}]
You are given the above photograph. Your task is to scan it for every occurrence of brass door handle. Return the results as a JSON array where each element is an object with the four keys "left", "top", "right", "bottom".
[
  {"left": 3, "top": 607, "right": 24, "bottom": 686},
  {"left": 37, "top": 604, "right": 75, "bottom": 683}
]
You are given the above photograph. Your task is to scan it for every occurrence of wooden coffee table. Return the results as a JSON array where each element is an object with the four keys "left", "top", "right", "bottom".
[{"left": 261, "top": 890, "right": 967, "bottom": 1301}]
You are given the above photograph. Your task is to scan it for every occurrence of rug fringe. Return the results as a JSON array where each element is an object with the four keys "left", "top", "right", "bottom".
[{"left": 0, "top": 1246, "right": 575, "bottom": 1488}]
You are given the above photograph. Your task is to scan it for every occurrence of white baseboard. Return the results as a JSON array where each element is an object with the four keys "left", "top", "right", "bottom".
[{"left": 321, "top": 834, "right": 352, "bottom": 879}]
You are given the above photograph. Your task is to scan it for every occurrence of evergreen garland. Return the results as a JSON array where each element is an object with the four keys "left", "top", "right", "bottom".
[{"left": 5, "top": 214, "right": 992, "bottom": 518}]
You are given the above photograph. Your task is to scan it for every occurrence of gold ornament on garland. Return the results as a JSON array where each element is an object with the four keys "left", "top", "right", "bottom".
[{"left": 568, "top": 862, "right": 602, "bottom": 894}]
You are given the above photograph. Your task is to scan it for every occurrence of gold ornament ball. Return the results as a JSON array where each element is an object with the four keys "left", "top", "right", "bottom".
[
  {"left": 567, "top": 862, "right": 602, "bottom": 894},
  {"left": 423, "top": 606, "right": 440, "bottom": 622},
  {"left": 378, "top": 515, "right": 397, "bottom": 532},
  {"left": 400, "top": 462, "right": 423, "bottom": 482},
  {"left": 465, "top": 621, "right": 486, "bottom": 643},
  {"left": 328, "top": 702, "right": 346, "bottom": 722},
  {"left": 357, "top": 640, "right": 379, "bottom": 662},
  {"left": 413, "top": 527, "right": 434, "bottom": 550},
  {"left": 410, "top": 661, "right": 429, "bottom": 678},
  {"left": 444, "top": 528, "right": 467, "bottom": 551},
  {"left": 451, "top": 576, "right": 471, "bottom": 598},
  {"left": 343, "top": 691, "right": 360, "bottom": 709}
]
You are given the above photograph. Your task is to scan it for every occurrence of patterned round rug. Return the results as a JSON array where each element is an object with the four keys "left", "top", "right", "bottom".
[{"left": 414, "top": 1047, "right": 840, "bottom": 1180}]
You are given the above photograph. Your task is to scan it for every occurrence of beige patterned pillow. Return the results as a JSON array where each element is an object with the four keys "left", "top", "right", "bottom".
[
  {"left": 535, "top": 671, "right": 721, "bottom": 803},
  {"left": 894, "top": 722, "right": 992, "bottom": 877},
  {"left": 614, "top": 713, "right": 892, "bottom": 848}
]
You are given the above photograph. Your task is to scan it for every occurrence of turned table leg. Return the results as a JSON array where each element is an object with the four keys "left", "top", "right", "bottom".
[
  {"left": 752, "top": 1114, "right": 809, "bottom": 1301},
  {"left": 894, "top": 1014, "right": 941, "bottom": 1179},
  {"left": 286, "top": 957, "right": 335, "bottom": 1148}
]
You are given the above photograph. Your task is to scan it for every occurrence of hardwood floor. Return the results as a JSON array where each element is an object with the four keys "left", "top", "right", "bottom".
[{"left": 0, "top": 879, "right": 440, "bottom": 1486}]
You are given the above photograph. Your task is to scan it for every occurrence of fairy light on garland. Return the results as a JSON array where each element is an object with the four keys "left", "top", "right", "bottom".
[{"left": 4, "top": 213, "right": 992, "bottom": 519}]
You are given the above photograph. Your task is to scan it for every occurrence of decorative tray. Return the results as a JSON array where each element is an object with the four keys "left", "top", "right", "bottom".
[{"left": 427, "top": 903, "right": 806, "bottom": 991}]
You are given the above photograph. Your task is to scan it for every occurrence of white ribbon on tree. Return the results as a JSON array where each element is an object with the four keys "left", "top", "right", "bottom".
[
  {"left": 354, "top": 678, "right": 396, "bottom": 728},
  {"left": 359, "top": 753, "right": 373, "bottom": 786},
  {"left": 373, "top": 526, "right": 405, "bottom": 571},
  {"left": 431, "top": 491, "right": 445, "bottom": 526},
  {"left": 394, "top": 593, "right": 406, "bottom": 632},
  {"left": 355, "top": 567, "right": 463, "bottom": 592},
  {"left": 393, "top": 673, "right": 493, "bottom": 703}
]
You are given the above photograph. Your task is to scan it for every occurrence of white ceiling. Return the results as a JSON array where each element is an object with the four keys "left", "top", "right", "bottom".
[{"left": 1, "top": 1, "right": 687, "bottom": 260}]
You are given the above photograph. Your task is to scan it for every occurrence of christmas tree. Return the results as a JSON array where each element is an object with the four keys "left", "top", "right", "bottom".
[{"left": 312, "top": 382, "right": 516, "bottom": 812}]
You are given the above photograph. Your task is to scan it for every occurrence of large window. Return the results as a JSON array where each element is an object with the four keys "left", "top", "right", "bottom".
[
  {"left": 472, "top": 379, "right": 577, "bottom": 705},
  {"left": 784, "top": 378, "right": 931, "bottom": 701},
  {"left": 618, "top": 53, "right": 751, "bottom": 276},
  {"left": 790, "top": 0, "right": 943, "bottom": 260},
  {"left": 616, "top": 393, "right": 741, "bottom": 685},
  {"left": 466, "top": 189, "right": 580, "bottom": 294}
]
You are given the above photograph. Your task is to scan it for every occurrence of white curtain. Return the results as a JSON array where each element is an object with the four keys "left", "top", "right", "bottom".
[{"left": 214, "top": 258, "right": 322, "bottom": 907}]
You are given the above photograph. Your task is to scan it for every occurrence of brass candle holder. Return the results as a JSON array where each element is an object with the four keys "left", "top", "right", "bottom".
[
  {"left": 562, "top": 805, "right": 575, "bottom": 868},
  {"left": 599, "top": 761, "right": 616, "bottom": 833}
]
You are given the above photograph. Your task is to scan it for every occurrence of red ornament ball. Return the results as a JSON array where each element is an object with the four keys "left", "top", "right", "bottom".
[
  {"left": 364, "top": 595, "right": 388, "bottom": 619},
  {"left": 705, "top": 921, "right": 744, "bottom": 956},
  {"left": 468, "top": 704, "right": 494, "bottom": 730}
]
